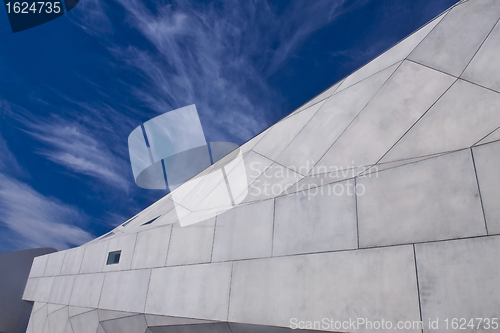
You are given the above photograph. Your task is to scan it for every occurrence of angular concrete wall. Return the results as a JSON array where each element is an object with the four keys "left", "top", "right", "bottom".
[{"left": 22, "top": 0, "right": 500, "bottom": 332}]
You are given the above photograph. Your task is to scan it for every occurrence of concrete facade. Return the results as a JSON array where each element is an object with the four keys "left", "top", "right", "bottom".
[{"left": 22, "top": 0, "right": 500, "bottom": 332}]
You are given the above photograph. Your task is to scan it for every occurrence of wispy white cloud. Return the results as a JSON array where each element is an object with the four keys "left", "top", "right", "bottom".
[
  {"left": 29, "top": 122, "right": 130, "bottom": 190},
  {"left": 0, "top": 173, "right": 94, "bottom": 251},
  {"left": 0, "top": 132, "right": 93, "bottom": 252},
  {"left": 68, "top": 0, "right": 365, "bottom": 144},
  {"left": 3, "top": 100, "right": 132, "bottom": 191},
  {"left": 0, "top": 132, "right": 25, "bottom": 177}
]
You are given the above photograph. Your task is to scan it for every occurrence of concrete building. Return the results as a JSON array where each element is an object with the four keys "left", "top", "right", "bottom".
[{"left": 21, "top": 0, "right": 500, "bottom": 332}]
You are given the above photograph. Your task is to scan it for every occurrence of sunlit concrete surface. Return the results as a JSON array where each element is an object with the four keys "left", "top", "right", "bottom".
[{"left": 22, "top": 0, "right": 500, "bottom": 332}]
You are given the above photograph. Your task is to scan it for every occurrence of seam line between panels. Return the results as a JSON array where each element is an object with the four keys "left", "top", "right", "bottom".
[
  {"left": 307, "top": 61, "right": 405, "bottom": 176},
  {"left": 210, "top": 215, "right": 218, "bottom": 263},
  {"left": 406, "top": 9, "right": 451, "bottom": 62},
  {"left": 373, "top": 77, "right": 459, "bottom": 166},
  {"left": 280, "top": 77, "right": 345, "bottom": 122},
  {"left": 271, "top": 198, "right": 277, "bottom": 257},
  {"left": 459, "top": 16, "right": 500, "bottom": 77},
  {"left": 22, "top": 234, "right": 500, "bottom": 292},
  {"left": 354, "top": 177, "right": 360, "bottom": 249},
  {"left": 470, "top": 148, "right": 489, "bottom": 235},
  {"left": 226, "top": 262, "right": 234, "bottom": 322},
  {"left": 164, "top": 224, "right": 174, "bottom": 267},
  {"left": 413, "top": 244, "right": 424, "bottom": 333},
  {"left": 405, "top": 59, "right": 459, "bottom": 79}
]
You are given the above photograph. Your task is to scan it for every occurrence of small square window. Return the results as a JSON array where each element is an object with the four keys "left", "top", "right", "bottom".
[{"left": 106, "top": 250, "right": 121, "bottom": 265}]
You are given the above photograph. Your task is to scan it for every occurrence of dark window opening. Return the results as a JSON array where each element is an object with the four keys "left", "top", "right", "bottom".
[
  {"left": 106, "top": 250, "right": 121, "bottom": 265},
  {"left": 141, "top": 216, "right": 160, "bottom": 226}
]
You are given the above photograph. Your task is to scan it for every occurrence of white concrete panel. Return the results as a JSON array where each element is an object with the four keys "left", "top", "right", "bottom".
[
  {"left": 472, "top": 141, "right": 500, "bottom": 235},
  {"left": 462, "top": 20, "right": 500, "bottom": 92},
  {"left": 47, "top": 304, "right": 66, "bottom": 314},
  {"left": 177, "top": 168, "right": 227, "bottom": 212},
  {"left": 169, "top": 175, "right": 205, "bottom": 207},
  {"left": 358, "top": 150, "right": 486, "bottom": 248},
  {"left": 145, "top": 262, "right": 232, "bottom": 321},
  {"left": 69, "top": 273, "right": 105, "bottom": 308},
  {"left": 98, "top": 269, "right": 151, "bottom": 313},
  {"left": 408, "top": 0, "right": 500, "bottom": 76},
  {"left": 152, "top": 202, "right": 187, "bottom": 227},
  {"left": 69, "top": 310, "right": 99, "bottom": 333},
  {"left": 33, "top": 301, "right": 46, "bottom": 313},
  {"left": 150, "top": 323, "right": 232, "bottom": 333},
  {"left": 49, "top": 275, "right": 76, "bottom": 305},
  {"left": 175, "top": 209, "right": 222, "bottom": 230},
  {"left": 166, "top": 219, "right": 215, "bottom": 266},
  {"left": 42, "top": 321, "right": 49, "bottom": 333},
  {"left": 60, "top": 247, "right": 85, "bottom": 275},
  {"left": 240, "top": 129, "right": 270, "bottom": 155},
  {"left": 29, "top": 255, "right": 49, "bottom": 278},
  {"left": 291, "top": 81, "right": 342, "bottom": 115},
  {"left": 212, "top": 200, "right": 274, "bottom": 262},
  {"left": 273, "top": 180, "right": 357, "bottom": 256},
  {"left": 181, "top": 151, "right": 249, "bottom": 220},
  {"left": 228, "top": 323, "right": 321, "bottom": 333},
  {"left": 23, "top": 278, "right": 39, "bottom": 301},
  {"left": 103, "top": 233, "right": 137, "bottom": 272},
  {"left": 314, "top": 61, "right": 455, "bottom": 173},
  {"left": 96, "top": 324, "right": 104, "bottom": 333},
  {"left": 371, "top": 152, "right": 449, "bottom": 175},
  {"left": 277, "top": 62, "right": 401, "bottom": 175},
  {"left": 79, "top": 241, "right": 109, "bottom": 274},
  {"left": 254, "top": 101, "right": 325, "bottom": 161},
  {"left": 145, "top": 314, "right": 213, "bottom": 326},
  {"left": 415, "top": 236, "right": 500, "bottom": 333},
  {"left": 33, "top": 304, "right": 48, "bottom": 333},
  {"left": 290, "top": 166, "right": 364, "bottom": 194},
  {"left": 100, "top": 314, "right": 147, "bottom": 333},
  {"left": 127, "top": 197, "right": 176, "bottom": 231},
  {"left": 190, "top": 177, "right": 233, "bottom": 214},
  {"left": 229, "top": 246, "right": 421, "bottom": 332},
  {"left": 68, "top": 306, "right": 93, "bottom": 318},
  {"left": 44, "top": 252, "right": 66, "bottom": 276},
  {"left": 33, "top": 277, "right": 55, "bottom": 303},
  {"left": 131, "top": 225, "right": 171, "bottom": 269},
  {"left": 26, "top": 312, "right": 34, "bottom": 333},
  {"left": 474, "top": 127, "right": 500, "bottom": 146},
  {"left": 97, "top": 309, "right": 137, "bottom": 322},
  {"left": 382, "top": 79, "right": 500, "bottom": 163},
  {"left": 48, "top": 306, "right": 69, "bottom": 333},
  {"left": 239, "top": 163, "right": 303, "bottom": 204},
  {"left": 224, "top": 151, "right": 274, "bottom": 203},
  {"left": 337, "top": 13, "right": 445, "bottom": 92},
  {"left": 65, "top": 322, "right": 73, "bottom": 333}
]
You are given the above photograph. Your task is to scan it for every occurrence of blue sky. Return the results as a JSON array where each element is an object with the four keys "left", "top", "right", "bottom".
[{"left": 0, "top": 0, "right": 459, "bottom": 253}]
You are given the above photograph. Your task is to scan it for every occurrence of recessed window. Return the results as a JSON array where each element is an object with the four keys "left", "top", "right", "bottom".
[
  {"left": 106, "top": 250, "right": 121, "bottom": 265},
  {"left": 122, "top": 215, "right": 138, "bottom": 227},
  {"left": 141, "top": 216, "right": 160, "bottom": 226}
]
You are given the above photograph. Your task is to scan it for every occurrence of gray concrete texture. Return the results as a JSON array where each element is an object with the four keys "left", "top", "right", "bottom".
[{"left": 21, "top": 0, "right": 500, "bottom": 332}]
